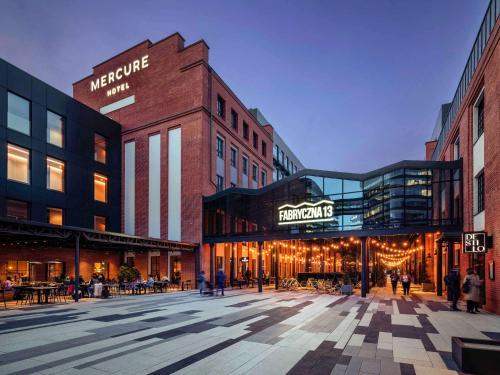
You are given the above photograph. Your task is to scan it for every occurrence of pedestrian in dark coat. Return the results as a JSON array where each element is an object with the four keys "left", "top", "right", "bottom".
[
  {"left": 444, "top": 269, "right": 460, "bottom": 311},
  {"left": 216, "top": 269, "right": 226, "bottom": 296}
]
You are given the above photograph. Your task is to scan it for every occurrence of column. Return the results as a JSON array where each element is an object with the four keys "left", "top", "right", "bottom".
[
  {"left": 361, "top": 237, "right": 368, "bottom": 298},
  {"left": 275, "top": 245, "right": 279, "bottom": 290},
  {"left": 421, "top": 234, "right": 426, "bottom": 284},
  {"left": 74, "top": 233, "right": 80, "bottom": 302},
  {"left": 436, "top": 241, "right": 443, "bottom": 296},
  {"left": 230, "top": 243, "right": 235, "bottom": 288},
  {"left": 210, "top": 243, "right": 215, "bottom": 290},
  {"left": 446, "top": 240, "right": 454, "bottom": 301},
  {"left": 194, "top": 246, "right": 200, "bottom": 288},
  {"left": 258, "top": 241, "right": 263, "bottom": 293}
]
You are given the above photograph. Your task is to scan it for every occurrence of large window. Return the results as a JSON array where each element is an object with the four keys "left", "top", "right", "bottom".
[
  {"left": 252, "top": 164, "right": 258, "bottom": 182},
  {"left": 46, "top": 157, "right": 65, "bottom": 192},
  {"left": 242, "top": 156, "right": 248, "bottom": 175},
  {"left": 216, "top": 175, "right": 224, "bottom": 192},
  {"left": 94, "top": 216, "right": 106, "bottom": 231},
  {"left": 6, "top": 200, "right": 29, "bottom": 220},
  {"left": 7, "top": 92, "right": 30, "bottom": 135},
  {"left": 94, "top": 173, "right": 108, "bottom": 203},
  {"left": 47, "top": 110, "right": 64, "bottom": 148},
  {"left": 216, "top": 136, "right": 224, "bottom": 159},
  {"left": 217, "top": 95, "right": 225, "bottom": 119},
  {"left": 243, "top": 122, "right": 249, "bottom": 140},
  {"left": 94, "top": 134, "right": 107, "bottom": 164},
  {"left": 7, "top": 144, "right": 30, "bottom": 184},
  {"left": 476, "top": 170, "right": 485, "bottom": 214},
  {"left": 47, "top": 207, "right": 63, "bottom": 225},
  {"left": 230, "top": 147, "right": 237, "bottom": 168},
  {"left": 231, "top": 109, "right": 238, "bottom": 130}
]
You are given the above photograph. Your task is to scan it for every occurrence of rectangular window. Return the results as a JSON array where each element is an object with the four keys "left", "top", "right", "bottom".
[
  {"left": 217, "top": 95, "right": 225, "bottom": 118},
  {"left": 47, "top": 110, "right": 64, "bottom": 148},
  {"left": 6, "top": 200, "right": 29, "bottom": 220},
  {"left": 252, "top": 164, "right": 258, "bottom": 182},
  {"left": 261, "top": 170, "right": 267, "bottom": 187},
  {"left": 216, "top": 136, "right": 224, "bottom": 159},
  {"left": 216, "top": 175, "right": 224, "bottom": 192},
  {"left": 285, "top": 156, "right": 289, "bottom": 171},
  {"left": 47, "top": 207, "right": 63, "bottom": 225},
  {"left": 280, "top": 151, "right": 284, "bottom": 164},
  {"left": 453, "top": 137, "right": 460, "bottom": 160},
  {"left": 7, "top": 144, "right": 30, "bottom": 184},
  {"left": 253, "top": 132, "right": 258, "bottom": 149},
  {"left": 94, "top": 216, "right": 106, "bottom": 231},
  {"left": 231, "top": 109, "right": 238, "bottom": 130},
  {"left": 476, "top": 170, "right": 485, "bottom": 213},
  {"left": 243, "top": 122, "right": 249, "bottom": 140},
  {"left": 46, "top": 157, "right": 65, "bottom": 192},
  {"left": 477, "top": 97, "right": 484, "bottom": 137},
  {"left": 7, "top": 92, "right": 30, "bottom": 135},
  {"left": 262, "top": 141, "right": 267, "bottom": 157},
  {"left": 230, "top": 147, "right": 237, "bottom": 167},
  {"left": 242, "top": 156, "right": 248, "bottom": 175},
  {"left": 94, "top": 173, "right": 108, "bottom": 203},
  {"left": 94, "top": 134, "right": 107, "bottom": 164},
  {"left": 274, "top": 144, "right": 279, "bottom": 159}
]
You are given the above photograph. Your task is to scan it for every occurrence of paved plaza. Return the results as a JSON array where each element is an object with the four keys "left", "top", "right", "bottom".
[{"left": 1, "top": 286, "right": 500, "bottom": 375}]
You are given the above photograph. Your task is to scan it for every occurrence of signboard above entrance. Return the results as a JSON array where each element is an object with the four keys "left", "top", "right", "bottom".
[
  {"left": 463, "top": 232, "right": 487, "bottom": 253},
  {"left": 278, "top": 200, "right": 334, "bottom": 226}
]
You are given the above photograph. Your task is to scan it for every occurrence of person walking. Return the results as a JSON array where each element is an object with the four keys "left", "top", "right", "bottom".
[
  {"left": 245, "top": 269, "right": 252, "bottom": 287},
  {"left": 198, "top": 270, "right": 206, "bottom": 295},
  {"left": 216, "top": 269, "right": 226, "bottom": 296},
  {"left": 444, "top": 268, "right": 461, "bottom": 311},
  {"left": 390, "top": 272, "right": 399, "bottom": 295},
  {"left": 401, "top": 272, "right": 411, "bottom": 296},
  {"left": 463, "top": 268, "right": 481, "bottom": 313}
]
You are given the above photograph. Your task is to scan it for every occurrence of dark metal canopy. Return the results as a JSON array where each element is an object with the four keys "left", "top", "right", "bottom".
[{"left": 0, "top": 217, "right": 197, "bottom": 252}]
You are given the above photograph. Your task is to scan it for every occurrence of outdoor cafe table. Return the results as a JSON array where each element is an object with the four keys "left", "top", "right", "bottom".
[{"left": 30, "top": 286, "right": 58, "bottom": 304}]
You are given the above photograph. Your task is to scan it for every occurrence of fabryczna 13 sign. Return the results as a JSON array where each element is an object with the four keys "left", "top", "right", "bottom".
[{"left": 278, "top": 200, "right": 334, "bottom": 225}]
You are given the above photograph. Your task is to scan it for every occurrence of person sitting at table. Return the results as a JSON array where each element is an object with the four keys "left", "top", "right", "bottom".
[
  {"left": 146, "top": 274, "right": 154, "bottom": 291},
  {"left": 3, "top": 276, "right": 13, "bottom": 291}
]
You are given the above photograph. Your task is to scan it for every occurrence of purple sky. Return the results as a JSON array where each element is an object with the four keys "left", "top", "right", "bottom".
[{"left": 0, "top": 0, "right": 490, "bottom": 172}]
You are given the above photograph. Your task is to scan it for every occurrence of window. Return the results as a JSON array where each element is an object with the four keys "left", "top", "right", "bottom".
[
  {"left": 150, "top": 255, "right": 160, "bottom": 278},
  {"left": 453, "top": 137, "right": 460, "bottom": 160},
  {"left": 294, "top": 165, "right": 298, "bottom": 173},
  {"left": 94, "top": 173, "right": 108, "bottom": 203},
  {"left": 216, "top": 136, "right": 224, "bottom": 159},
  {"left": 243, "top": 122, "right": 249, "bottom": 140},
  {"left": 285, "top": 156, "right": 289, "bottom": 171},
  {"left": 280, "top": 151, "right": 284, "bottom": 164},
  {"left": 47, "top": 207, "right": 63, "bottom": 225},
  {"left": 216, "top": 175, "right": 224, "bottom": 192},
  {"left": 46, "top": 157, "right": 65, "bottom": 192},
  {"left": 231, "top": 109, "right": 238, "bottom": 130},
  {"left": 217, "top": 95, "right": 225, "bottom": 119},
  {"left": 274, "top": 144, "right": 279, "bottom": 159},
  {"left": 262, "top": 141, "right": 267, "bottom": 157},
  {"left": 261, "top": 170, "right": 267, "bottom": 187},
  {"left": 7, "top": 92, "right": 30, "bottom": 135},
  {"left": 47, "top": 110, "right": 64, "bottom": 148},
  {"left": 253, "top": 132, "right": 258, "bottom": 149},
  {"left": 242, "top": 156, "right": 248, "bottom": 175},
  {"left": 94, "top": 134, "right": 107, "bottom": 164},
  {"left": 252, "top": 164, "right": 258, "bottom": 182},
  {"left": 6, "top": 200, "right": 29, "bottom": 220},
  {"left": 7, "top": 144, "right": 30, "bottom": 184},
  {"left": 477, "top": 96, "right": 484, "bottom": 138},
  {"left": 230, "top": 147, "right": 237, "bottom": 168},
  {"left": 94, "top": 216, "right": 106, "bottom": 231},
  {"left": 290, "top": 161, "right": 294, "bottom": 173},
  {"left": 476, "top": 170, "right": 485, "bottom": 214}
]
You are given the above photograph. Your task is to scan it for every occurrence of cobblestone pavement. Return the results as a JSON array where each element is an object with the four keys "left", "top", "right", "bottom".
[{"left": 1, "top": 285, "right": 499, "bottom": 374}]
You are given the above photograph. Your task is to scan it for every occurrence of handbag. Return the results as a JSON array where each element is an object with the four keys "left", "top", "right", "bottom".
[{"left": 462, "top": 279, "right": 471, "bottom": 294}]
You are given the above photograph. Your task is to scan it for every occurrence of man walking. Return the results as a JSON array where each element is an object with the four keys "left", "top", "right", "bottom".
[
  {"left": 198, "top": 270, "right": 206, "bottom": 295},
  {"left": 390, "top": 272, "right": 399, "bottom": 295},
  {"left": 401, "top": 272, "right": 411, "bottom": 296},
  {"left": 216, "top": 269, "right": 226, "bottom": 296},
  {"left": 444, "top": 268, "right": 460, "bottom": 311}
]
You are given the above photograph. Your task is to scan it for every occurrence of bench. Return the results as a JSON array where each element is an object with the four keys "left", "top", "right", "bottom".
[{"left": 452, "top": 336, "right": 500, "bottom": 375}]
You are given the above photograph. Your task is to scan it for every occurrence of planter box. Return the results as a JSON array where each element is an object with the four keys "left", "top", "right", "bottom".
[
  {"left": 422, "top": 282, "right": 435, "bottom": 292},
  {"left": 452, "top": 336, "right": 500, "bottom": 375}
]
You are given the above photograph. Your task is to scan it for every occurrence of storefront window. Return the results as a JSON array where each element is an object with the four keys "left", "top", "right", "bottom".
[
  {"left": 47, "top": 207, "right": 63, "bottom": 225},
  {"left": 7, "top": 144, "right": 30, "bottom": 184},
  {"left": 5, "top": 260, "right": 29, "bottom": 281},
  {"left": 94, "top": 173, "right": 108, "bottom": 203},
  {"left": 47, "top": 110, "right": 64, "bottom": 147},
  {"left": 6, "top": 200, "right": 29, "bottom": 220},
  {"left": 150, "top": 256, "right": 160, "bottom": 278},
  {"left": 46, "top": 157, "right": 65, "bottom": 192},
  {"left": 94, "top": 262, "right": 108, "bottom": 279},
  {"left": 94, "top": 133, "right": 107, "bottom": 164},
  {"left": 94, "top": 216, "right": 106, "bottom": 231},
  {"left": 47, "top": 262, "right": 64, "bottom": 281},
  {"left": 7, "top": 92, "right": 30, "bottom": 135}
]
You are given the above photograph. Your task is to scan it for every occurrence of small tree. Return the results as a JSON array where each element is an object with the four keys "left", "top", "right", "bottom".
[{"left": 119, "top": 264, "right": 141, "bottom": 282}]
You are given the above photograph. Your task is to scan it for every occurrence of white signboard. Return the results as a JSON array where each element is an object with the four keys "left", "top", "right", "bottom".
[{"left": 278, "top": 200, "right": 334, "bottom": 225}]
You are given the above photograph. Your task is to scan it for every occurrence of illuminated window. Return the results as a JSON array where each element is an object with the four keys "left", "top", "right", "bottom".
[
  {"left": 7, "top": 92, "right": 30, "bottom": 135},
  {"left": 94, "top": 134, "right": 107, "bottom": 164},
  {"left": 94, "top": 173, "right": 108, "bottom": 203},
  {"left": 7, "top": 144, "right": 30, "bottom": 184},
  {"left": 6, "top": 200, "right": 29, "bottom": 220},
  {"left": 47, "top": 110, "right": 64, "bottom": 147},
  {"left": 46, "top": 157, "right": 65, "bottom": 192},
  {"left": 47, "top": 207, "right": 63, "bottom": 225},
  {"left": 94, "top": 216, "right": 106, "bottom": 231}
]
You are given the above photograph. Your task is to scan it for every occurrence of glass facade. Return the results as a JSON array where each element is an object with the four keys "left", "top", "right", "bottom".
[
  {"left": 203, "top": 161, "right": 462, "bottom": 240},
  {"left": 7, "top": 92, "right": 30, "bottom": 135}
]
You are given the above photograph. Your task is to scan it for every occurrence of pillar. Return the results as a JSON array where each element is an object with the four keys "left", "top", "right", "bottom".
[
  {"left": 210, "top": 242, "right": 215, "bottom": 289},
  {"left": 74, "top": 233, "right": 80, "bottom": 302},
  {"left": 194, "top": 246, "right": 200, "bottom": 288},
  {"left": 361, "top": 237, "right": 368, "bottom": 298},
  {"left": 446, "top": 240, "right": 454, "bottom": 301},
  {"left": 275, "top": 245, "right": 279, "bottom": 290},
  {"left": 421, "top": 234, "right": 426, "bottom": 284},
  {"left": 230, "top": 243, "right": 235, "bottom": 288},
  {"left": 258, "top": 241, "right": 263, "bottom": 293},
  {"left": 436, "top": 241, "right": 443, "bottom": 296}
]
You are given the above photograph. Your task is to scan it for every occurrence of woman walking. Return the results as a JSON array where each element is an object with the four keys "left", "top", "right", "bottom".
[
  {"left": 401, "top": 272, "right": 411, "bottom": 296},
  {"left": 463, "top": 268, "right": 481, "bottom": 313},
  {"left": 390, "top": 272, "right": 399, "bottom": 295}
]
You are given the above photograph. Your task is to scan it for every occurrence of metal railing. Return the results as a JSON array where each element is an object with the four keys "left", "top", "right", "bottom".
[{"left": 432, "top": 0, "right": 499, "bottom": 160}]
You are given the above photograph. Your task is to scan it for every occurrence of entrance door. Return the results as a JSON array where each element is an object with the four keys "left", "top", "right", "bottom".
[{"left": 170, "top": 255, "right": 181, "bottom": 284}]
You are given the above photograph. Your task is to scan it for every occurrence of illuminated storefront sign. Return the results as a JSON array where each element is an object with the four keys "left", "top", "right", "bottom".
[
  {"left": 90, "top": 55, "right": 149, "bottom": 97},
  {"left": 463, "top": 232, "right": 486, "bottom": 253},
  {"left": 278, "top": 200, "right": 334, "bottom": 225}
]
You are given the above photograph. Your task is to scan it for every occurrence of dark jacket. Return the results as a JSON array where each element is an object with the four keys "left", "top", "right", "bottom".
[{"left": 216, "top": 271, "right": 226, "bottom": 286}]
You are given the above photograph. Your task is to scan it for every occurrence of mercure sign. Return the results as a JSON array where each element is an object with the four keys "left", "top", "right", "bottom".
[{"left": 278, "top": 200, "right": 334, "bottom": 225}]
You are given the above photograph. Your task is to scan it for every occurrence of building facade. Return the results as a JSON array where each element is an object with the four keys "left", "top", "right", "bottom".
[{"left": 426, "top": 0, "right": 500, "bottom": 313}]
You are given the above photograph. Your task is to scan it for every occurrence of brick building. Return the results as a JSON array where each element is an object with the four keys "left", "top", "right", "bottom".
[{"left": 426, "top": 0, "right": 500, "bottom": 313}]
